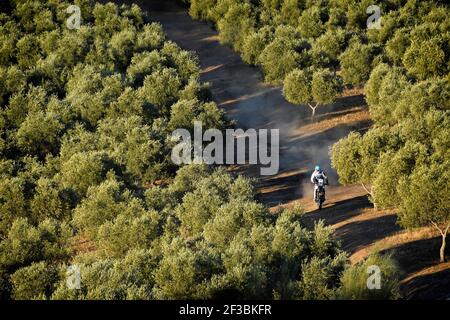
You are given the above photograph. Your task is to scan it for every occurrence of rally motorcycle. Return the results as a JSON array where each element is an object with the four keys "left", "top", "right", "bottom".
[{"left": 314, "top": 178, "right": 326, "bottom": 210}]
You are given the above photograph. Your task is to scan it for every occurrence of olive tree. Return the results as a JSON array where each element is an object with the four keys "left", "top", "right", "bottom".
[
  {"left": 371, "top": 142, "right": 428, "bottom": 210},
  {"left": 283, "top": 68, "right": 342, "bottom": 121},
  {"left": 188, "top": 0, "right": 217, "bottom": 21},
  {"left": 402, "top": 36, "right": 447, "bottom": 81},
  {"left": 258, "top": 26, "right": 309, "bottom": 83},
  {"left": 138, "top": 67, "right": 182, "bottom": 108},
  {"left": 51, "top": 249, "right": 156, "bottom": 300},
  {"left": 297, "top": 5, "right": 325, "bottom": 39},
  {"left": 15, "top": 110, "right": 63, "bottom": 158},
  {"left": 331, "top": 127, "right": 399, "bottom": 206},
  {"left": 397, "top": 163, "right": 450, "bottom": 262},
  {"left": 10, "top": 262, "right": 59, "bottom": 300},
  {"left": 338, "top": 254, "right": 400, "bottom": 300},
  {"left": 311, "top": 28, "right": 346, "bottom": 69},
  {"left": 0, "top": 218, "right": 71, "bottom": 273},
  {"left": 241, "top": 26, "right": 273, "bottom": 65},
  {"left": 276, "top": 0, "right": 302, "bottom": 27},
  {"left": 339, "top": 39, "right": 377, "bottom": 86},
  {"left": 385, "top": 28, "right": 411, "bottom": 65},
  {"left": 217, "top": 2, "right": 254, "bottom": 52},
  {"left": 366, "top": 65, "right": 411, "bottom": 124}
]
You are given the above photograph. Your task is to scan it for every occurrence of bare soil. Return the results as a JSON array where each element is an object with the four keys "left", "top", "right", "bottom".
[{"left": 112, "top": 0, "right": 450, "bottom": 300}]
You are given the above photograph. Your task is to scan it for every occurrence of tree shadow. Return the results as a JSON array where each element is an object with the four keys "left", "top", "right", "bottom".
[
  {"left": 334, "top": 214, "right": 400, "bottom": 254},
  {"left": 333, "top": 94, "right": 367, "bottom": 111},
  {"left": 401, "top": 266, "right": 450, "bottom": 300},
  {"left": 377, "top": 236, "right": 450, "bottom": 300},
  {"left": 302, "top": 195, "right": 373, "bottom": 228},
  {"left": 381, "top": 237, "right": 446, "bottom": 275},
  {"left": 311, "top": 94, "right": 367, "bottom": 123}
]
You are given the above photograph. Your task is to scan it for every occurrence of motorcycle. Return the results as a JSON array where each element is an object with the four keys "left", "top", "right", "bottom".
[{"left": 314, "top": 178, "right": 326, "bottom": 209}]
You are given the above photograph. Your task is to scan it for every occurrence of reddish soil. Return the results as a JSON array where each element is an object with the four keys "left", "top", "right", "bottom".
[{"left": 111, "top": 0, "right": 450, "bottom": 300}]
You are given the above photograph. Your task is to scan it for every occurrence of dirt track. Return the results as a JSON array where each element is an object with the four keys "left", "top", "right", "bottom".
[{"left": 112, "top": 0, "right": 450, "bottom": 300}]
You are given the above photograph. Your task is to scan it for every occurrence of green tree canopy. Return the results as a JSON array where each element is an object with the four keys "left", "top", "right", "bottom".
[{"left": 283, "top": 68, "right": 342, "bottom": 121}]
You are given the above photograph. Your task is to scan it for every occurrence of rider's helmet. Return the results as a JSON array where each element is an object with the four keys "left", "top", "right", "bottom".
[{"left": 315, "top": 165, "right": 321, "bottom": 171}]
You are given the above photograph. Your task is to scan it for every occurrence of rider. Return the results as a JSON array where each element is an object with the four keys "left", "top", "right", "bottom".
[{"left": 311, "top": 165, "right": 328, "bottom": 201}]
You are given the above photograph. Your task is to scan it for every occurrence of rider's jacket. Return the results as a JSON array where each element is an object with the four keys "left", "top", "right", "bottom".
[{"left": 311, "top": 170, "right": 328, "bottom": 184}]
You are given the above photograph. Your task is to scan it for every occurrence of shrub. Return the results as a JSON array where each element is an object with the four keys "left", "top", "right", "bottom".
[{"left": 338, "top": 254, "right": 401, "bottom": 300}]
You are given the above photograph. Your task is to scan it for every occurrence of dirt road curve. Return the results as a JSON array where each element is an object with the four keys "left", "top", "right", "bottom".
[{"left": 112, "top": 0, "right": 450, "bottom": 299}]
